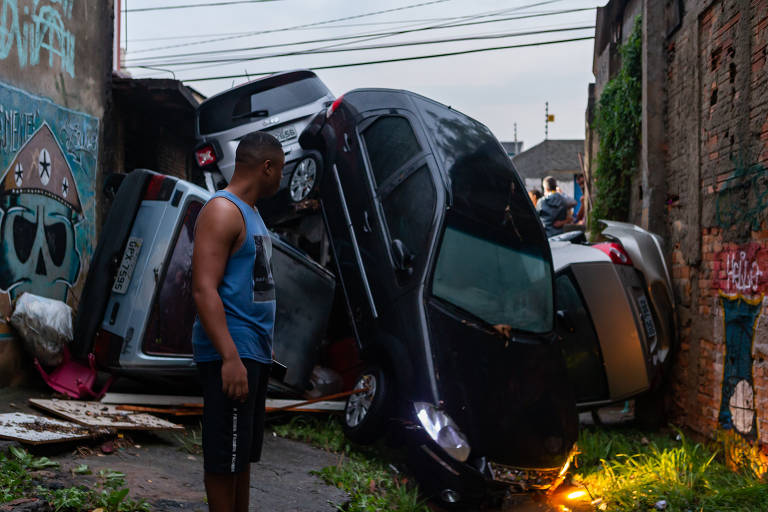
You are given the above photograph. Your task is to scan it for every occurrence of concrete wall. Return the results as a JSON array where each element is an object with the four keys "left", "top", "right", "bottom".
[{"left": 0, "top": 0, "right": 114, "bottom": 385}]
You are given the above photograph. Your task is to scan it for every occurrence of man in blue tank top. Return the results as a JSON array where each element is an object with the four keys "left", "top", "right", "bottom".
[{"left": 191, "top": 131, "right": 284, "bottom": 512}]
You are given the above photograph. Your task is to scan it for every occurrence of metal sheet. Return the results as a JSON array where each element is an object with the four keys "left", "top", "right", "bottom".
[
  {"left": 0, "top": 412, "right": 112, "bottom": 445},
  {"left": 29, "top": 399, "right": 183, "bottom": 431},
  {"left": 100, "top": 393, "right": 202, "bottom": 406},
  {"left": 264, "top": 399, "right": 345, "bottom": 412}
]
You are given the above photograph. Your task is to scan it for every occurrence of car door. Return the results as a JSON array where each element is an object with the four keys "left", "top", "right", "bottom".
[{"left": 356, "top": 112, "right": 437, "bottom": 299}]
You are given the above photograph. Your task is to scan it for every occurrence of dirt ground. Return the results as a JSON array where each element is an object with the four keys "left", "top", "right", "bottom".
[
  {"left": 0, "top": 386, "right": 349, "bottom": 512},
  {"left": 0, "top": 385, "right": 628, "bottom": 512}
]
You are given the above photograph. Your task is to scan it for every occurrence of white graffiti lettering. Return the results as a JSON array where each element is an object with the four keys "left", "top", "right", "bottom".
[
  {"left": 0, "top": 0, "right": 75, "bottom": 77},
  {"left": 726, "top": 251, "right": 764, "bottom": 293},
  {"left": 0, "top": 104, "right": 37, "bottom": 153}
]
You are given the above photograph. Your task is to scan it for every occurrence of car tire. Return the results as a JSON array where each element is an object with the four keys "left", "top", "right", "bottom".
[
  {"left": 342, "top": 365, "right": 391, "bottom": 444},
  {"left": 288, "top": 156, "right": 320, "bottom": 203},
  {"left": 634, "top": 389, "right": 666, "bottom": 430}
]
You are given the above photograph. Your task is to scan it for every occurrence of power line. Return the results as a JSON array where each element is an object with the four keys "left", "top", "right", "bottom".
[
  {"left": 126, "top": 0, "right": 278, "bottom": 12},
  {"left": 126, "top": 7, "right": 596, "bottom": 64},
  {"left": 130, "top": 0, "right": 455, "bottom": 54},
  {"left": 132, "top": 26, "right": 595, "bottom": 68},
  {"left": 169, "top": 35, "right": 594, "bottom": 82}
]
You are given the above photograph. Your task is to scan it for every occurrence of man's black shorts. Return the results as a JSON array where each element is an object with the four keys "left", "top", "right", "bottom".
[{"left": 197, "top": 359, "right": 270, "bottom": 474}]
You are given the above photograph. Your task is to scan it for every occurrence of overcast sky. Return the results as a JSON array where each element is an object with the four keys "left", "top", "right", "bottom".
[{"left": 123, "top": 0, "right": 602, "bottom": 150}]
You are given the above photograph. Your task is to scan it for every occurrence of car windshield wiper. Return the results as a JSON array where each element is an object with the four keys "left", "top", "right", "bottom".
[{"left": 232, "top": 109, "right": 269, "bottom": 120}]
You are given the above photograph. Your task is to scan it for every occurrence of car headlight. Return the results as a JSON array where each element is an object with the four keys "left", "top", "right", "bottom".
[{"left": 414, "top": 402, "right": 471, "bottom": 462}]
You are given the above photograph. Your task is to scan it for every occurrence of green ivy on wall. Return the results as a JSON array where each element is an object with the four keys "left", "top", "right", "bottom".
[{"left": 591, "top": 15, "right": 643, "bottom": 230}]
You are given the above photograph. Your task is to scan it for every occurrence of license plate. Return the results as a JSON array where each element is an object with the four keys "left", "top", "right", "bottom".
[
  {"left": 636, "top": 295, "right": 657, "bottom": 339},
  {"left": 112, "top": 237, "right": 142, "bottom": 294},
  {"left": 269, "top": 125, "right": 297, "bottom": 144}
]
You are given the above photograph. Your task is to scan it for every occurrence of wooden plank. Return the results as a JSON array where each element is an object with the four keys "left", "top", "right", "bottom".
[
  {"left": 264, "top": 399, "right": 345, "bottom": 412},
  {"left": 29, "top": 399, "right": 184, "bottom": 431},
  {"left": 116, "top": 405, "right": 202, "bottom": 416},
  {"left": 100, "top": 393, "right": 203, "bottom": 406},
  {"left": 0, "top": 412, "right": 112, "bottom": 445}
]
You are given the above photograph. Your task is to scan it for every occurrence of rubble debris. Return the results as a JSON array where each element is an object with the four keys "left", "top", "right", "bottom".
[
  {"left": 0, "top": 412, "right": 112, "bottom": 445},
  {"left": 9, "top": 293, "right": 73, "bottom": 367},
  {"left": 28, "top": 399, "right": 183, "bottom": 431}
]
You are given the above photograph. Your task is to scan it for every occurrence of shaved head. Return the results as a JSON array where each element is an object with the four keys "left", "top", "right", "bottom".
[{"left": 235, "top": 131, "right": 284, "bottom": 169}]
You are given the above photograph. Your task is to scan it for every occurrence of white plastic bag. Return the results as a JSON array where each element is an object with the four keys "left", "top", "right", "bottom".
[{"left": 9, "top": 293, "right": 73, "bottom": 367}]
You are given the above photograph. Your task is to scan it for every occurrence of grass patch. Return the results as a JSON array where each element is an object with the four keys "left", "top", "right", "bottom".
[
  {"left": 272, "top": 416, "right": 428, "bottom": 512},
  {"left": 575, "top": 427, "right": 768, "bottom": 511},
  {"left": 0, "top": 447, "right": 150, "bottom": 511}
]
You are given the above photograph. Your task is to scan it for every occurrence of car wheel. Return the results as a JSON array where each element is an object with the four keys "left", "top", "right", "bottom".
[
  {"left": 343, "top": 366, "right": 390, "bottom": 444},
  {"left": 289, "top": 157, "right": 318, "bottom": 202}
]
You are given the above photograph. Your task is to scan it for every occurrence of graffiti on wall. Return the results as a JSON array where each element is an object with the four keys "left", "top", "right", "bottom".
[
  {"left": 715, "top": 158, "right": 768, "bottom": 233},
  {"left": 0, "top": 0, "right": 76, "bottom": 77},
  {"left": 713, "top": 245, "right": 768, "bottom": 294},
  {"left": 717, "top": 293, "right": 762, "bottom": 440},
  {"left": 0, "top": 80, "right": 98, "bottom": 339}
]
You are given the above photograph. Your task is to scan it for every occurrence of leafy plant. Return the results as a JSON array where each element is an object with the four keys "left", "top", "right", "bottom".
[
  {"left": 591, "top": 15, "right": 643, "bottom": 232},
  {"left": 39, "top": 486, "right": 90, "bottom": 512}
]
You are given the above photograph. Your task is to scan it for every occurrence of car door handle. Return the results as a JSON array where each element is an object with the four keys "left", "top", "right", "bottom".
[
  {"left": 343, "top": 133, "right": 352, "bottom": 153},
  {"left": 362, "top": 210, "right": 372, "bottom": 233}
]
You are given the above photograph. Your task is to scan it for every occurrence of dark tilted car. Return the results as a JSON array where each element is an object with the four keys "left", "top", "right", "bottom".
[
  {"left": 299, "top": 89, "right": 578, "bottom": 505},
  {"left": 71, "top": 169, "right": 335, "bottom": 393}
]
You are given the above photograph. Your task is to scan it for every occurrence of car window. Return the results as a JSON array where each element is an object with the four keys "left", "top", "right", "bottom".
[
  {"left": 381, "top": 165, "right": 435, "bottom": 256},
  {"left": 432, "top": 221, "right": 552, "bottom": 334},
  {"left": 362, "top": 116, "right": 422, "bottom": 186},
  {"left": 197, "top": 76, "right": 329, "bottom": 135},
  {"left": 555, "top": 273, "right": 608, "bottom": 402},
  {"left": 142, "top": 200, "right": 203, "bottom": 356}
]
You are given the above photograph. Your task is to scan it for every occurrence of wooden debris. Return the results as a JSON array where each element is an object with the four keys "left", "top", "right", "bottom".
[
  {"left": 0, "top": 412, "right": 112, "bottom": 445},
  {"left": 100, "top": 393, "right": 202, "bottom": 407},
  {"left": 28, "top": 398, "right": 184, "bottom": 431},
  {"left": 115, "top": 405, "right": 202, "bottom": 416}
]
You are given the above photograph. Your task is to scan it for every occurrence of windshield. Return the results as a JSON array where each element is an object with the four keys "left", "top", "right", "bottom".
[
  {"left": 431, "top": 223, "right": 553, "bottom": 334},
  {"left": 197, "top": 76, "right": 330, "bottom": 135}
]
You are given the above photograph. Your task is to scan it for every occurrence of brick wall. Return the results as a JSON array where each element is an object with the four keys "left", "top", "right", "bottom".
[{"left": 664, "top": 0, "right": 768, "bottom": 449}]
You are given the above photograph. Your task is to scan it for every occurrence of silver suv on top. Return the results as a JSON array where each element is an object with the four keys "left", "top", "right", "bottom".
[{"left": 193, "top": 70, "right": 334, "bottom": 222}]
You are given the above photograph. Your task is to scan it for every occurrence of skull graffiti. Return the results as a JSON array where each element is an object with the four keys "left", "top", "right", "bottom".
[
  {"left": 0, "top": 122, "right": 83, "bottom": 303},
  {"left": 0, "top": 193, "right": 80, "bottom": 300}
]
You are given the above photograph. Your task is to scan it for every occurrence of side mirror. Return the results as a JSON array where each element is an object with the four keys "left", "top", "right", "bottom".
[{"left": 391, "top": 239, "right": 414, "bottom": 273}]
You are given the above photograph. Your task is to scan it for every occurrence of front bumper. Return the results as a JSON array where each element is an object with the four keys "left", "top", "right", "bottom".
[{"left": 404, "top": 426, "right": 575, "bottom": 503}]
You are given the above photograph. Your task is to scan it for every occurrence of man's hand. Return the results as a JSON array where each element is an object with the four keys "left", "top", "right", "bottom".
[{"left": 221, "top": 357, "right": 249, "bottom": 401}]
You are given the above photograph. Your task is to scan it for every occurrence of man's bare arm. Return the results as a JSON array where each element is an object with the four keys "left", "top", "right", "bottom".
[{"left": 192, "top": 198, "right": 249, "bottom": 401}]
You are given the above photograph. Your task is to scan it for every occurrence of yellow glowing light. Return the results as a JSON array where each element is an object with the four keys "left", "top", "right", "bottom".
[{"left": 566, "top": 490, "right": 588, "bottom": 500}]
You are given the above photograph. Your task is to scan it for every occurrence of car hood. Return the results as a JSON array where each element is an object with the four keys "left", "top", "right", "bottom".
[{"left": 425, "top": 300, "right": 578, "bottom": 469}]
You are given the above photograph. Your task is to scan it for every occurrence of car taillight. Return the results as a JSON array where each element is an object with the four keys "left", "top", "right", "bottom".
[
  {"left": 594, "top": 242, "right": 633, "bottom": 266},
  {"left": 144, "top": 174, "right": 175, "bottom": 201},
  {"left": 326, "top": 95, "right": 344, "bottom": 118},
  {"left": 195, "top": 144, "right": 217, "bottom": 167},
  {"left": 93, "top": 328, "right": 124, "bottom": 368}
]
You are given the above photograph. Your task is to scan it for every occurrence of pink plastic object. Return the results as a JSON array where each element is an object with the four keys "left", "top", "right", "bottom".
[{"left": 34, "top": 348, "right": 113, "bottom": 400}]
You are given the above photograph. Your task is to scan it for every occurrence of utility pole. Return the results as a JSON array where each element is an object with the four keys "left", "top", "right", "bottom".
[
  {"left": 545, "top": 102, "right": 555, "bottom": 140},
  {"left": 513, "top": 122, "right": 518, "bottom": 153}
]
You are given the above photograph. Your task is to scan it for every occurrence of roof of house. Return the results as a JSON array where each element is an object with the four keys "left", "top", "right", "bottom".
[{"left": 511, "top": 139, "right": 584, "bottom": 180}]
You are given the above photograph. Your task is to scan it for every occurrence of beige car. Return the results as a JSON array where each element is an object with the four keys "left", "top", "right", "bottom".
[{"left": 549, "top": 221, "right": 676, "bottom": 423}]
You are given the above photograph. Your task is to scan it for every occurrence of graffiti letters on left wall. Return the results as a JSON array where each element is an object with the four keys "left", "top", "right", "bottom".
[
  {"left": 0, "top": 0, "right": 76, "bottom": 77},
  {"left": 0, "top": 80, "right": 98, "bottom": 340}
]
